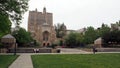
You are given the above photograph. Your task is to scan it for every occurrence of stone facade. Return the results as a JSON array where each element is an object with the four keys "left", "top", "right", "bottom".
[
  {"left": 28, "top": 7, "right": 56, "bottom": 46},
  {"left": 111, "top": 24, "right": 120, "bottom": 31},
  {"left": 94, "top": 37, "right": 102, "bottom": 48}
]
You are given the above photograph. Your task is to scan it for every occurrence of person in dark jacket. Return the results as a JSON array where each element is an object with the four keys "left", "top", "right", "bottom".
[{"left": 92, "top": 46, "right": 96, "bottom": 54}]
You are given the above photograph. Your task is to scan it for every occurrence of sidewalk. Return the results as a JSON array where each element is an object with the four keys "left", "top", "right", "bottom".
[{"left": 9, "top": 54, "right": 33, "bottom": 68}]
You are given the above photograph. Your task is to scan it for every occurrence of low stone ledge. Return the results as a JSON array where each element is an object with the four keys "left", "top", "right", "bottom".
[
  {"left": 8, "top": 48, "right": 60, "bottom": 53},
  {"left": 96, "top": 48, "right": 120, "bottom": 52}
]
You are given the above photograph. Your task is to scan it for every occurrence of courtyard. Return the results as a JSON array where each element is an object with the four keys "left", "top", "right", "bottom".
[{"left": 0, "top": 0, "right": 120, "bottom": 68}]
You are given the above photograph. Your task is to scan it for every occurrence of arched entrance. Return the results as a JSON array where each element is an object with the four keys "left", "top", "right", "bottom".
[
  {"left": 43, "top": 43, "right": 46, "bottom": 47},
  {"left": 42, "top": 31, "right": 50, "bottom": 47},
  {"left": 47, "top": 43, "right": 50, "bottom": 46}
]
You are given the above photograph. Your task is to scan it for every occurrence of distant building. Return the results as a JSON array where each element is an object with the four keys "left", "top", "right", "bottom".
[
  {"left": 28, "top": 7, "right": 56, "bottom": 46},
  {"left": 66, "top": 28, "right": 86, "bottom": 35},
  {"left": 66, "top": 30, "right": 76, "bottom": 35},
  {"left": 94, "top": 37, "right": 102, "bottom": 48},
  {"left": 76, "top": 28, "right": 86, "bottom": 35},
  {"left": 111, "top": 24, "right": 120, "bottom": 31}
]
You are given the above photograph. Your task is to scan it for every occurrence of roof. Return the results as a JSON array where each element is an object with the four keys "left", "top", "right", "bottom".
[
  {"left": 1, "top": 34, "right": 16, "bottom": 43},
  {"left": 2, "top": 34, "right": 15, "bottom": 39},
  {"left": 94, "top": 37, "right": 102, "bottom": 44}
]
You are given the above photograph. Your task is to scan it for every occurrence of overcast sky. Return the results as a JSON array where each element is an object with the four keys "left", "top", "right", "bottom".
[{"left": 20, "top": 0, "right": 120, "bottom": 30}]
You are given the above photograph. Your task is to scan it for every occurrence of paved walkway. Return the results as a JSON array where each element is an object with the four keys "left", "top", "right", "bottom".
[
  {"left": 9, "top": 54, "right": 33, "bottom": 68},
  {"left": 59, "top": 48, "right": 91, "bottom": 54}
]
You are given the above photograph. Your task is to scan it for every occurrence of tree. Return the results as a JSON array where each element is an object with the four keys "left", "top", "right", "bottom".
[
  {"left": 0, "top": 0, "right": 29, "bottom": 39},
  {"left": 65, "top": 32, "right": 84, "bottom": 47},
  {"left": 0, "top": 0, "right": 29, "bottom": 25},
  {"left": 54, "top": 23, "right": 67, "bottom": 46},
  {"left": 101, "top": 23, "right": 110, "bottom": 36},
  {"left": 102, "top": 30, "right": 120, "bottom": 47},
  {"left": 0, "top": 14, "right": 11, "bottom": 38},
  {"left": 12, "top": 28, "right": 33, "bottom": 46},
  {"left": 65, "top": 32, "right": 77, "bottom": 47},
  {"left": 97, "top": 23, "right": 110, "bottom": 37},
  {"left": 83, "top": 26, "right": 98, "bottom": 44},
  {"left": 54, "top": 23, "right": 66, "bottom": 38}
]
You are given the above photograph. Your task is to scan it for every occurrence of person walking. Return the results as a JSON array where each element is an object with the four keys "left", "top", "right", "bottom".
[{"left": 92, "top": 46, "right": 96, "bottom": 54}]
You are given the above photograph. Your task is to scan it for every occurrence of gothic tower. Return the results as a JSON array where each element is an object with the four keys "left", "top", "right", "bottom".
[{"left": 28, "top": 7, "right": 56, "bottom": 46}]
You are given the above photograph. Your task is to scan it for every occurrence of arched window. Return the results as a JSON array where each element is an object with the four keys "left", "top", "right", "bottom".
[{"left": 43, "top": 31, "right": 49, "bottom": 41}]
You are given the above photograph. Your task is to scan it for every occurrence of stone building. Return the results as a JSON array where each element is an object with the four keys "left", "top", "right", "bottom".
[
  {"left": 28, "top": 7, "right": 56, "bottom": 46},
  {"left": 94, "top": 37, "right": 102, "bottom": 48},
  {"left": 111, "top": 24, "right": 120, "bottom": 31}
]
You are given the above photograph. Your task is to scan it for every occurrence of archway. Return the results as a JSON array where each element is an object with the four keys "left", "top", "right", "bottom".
[
  {"left": 43, "top": 43, "right": 46, "bottom": 47},
  {"left": 47, "top": 43, "right": 50, "bottom": 46}
]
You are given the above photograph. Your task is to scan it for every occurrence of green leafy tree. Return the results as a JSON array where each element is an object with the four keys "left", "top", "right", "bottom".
[
  {"left": 0, "top": 0, "right": 29, "bottom": 39},
  {"left": 0, "top": 0, "right": 29, "bottom": 25},
  {"left": 54, "top": 23, "right": 66, "bottom": 38},
  {"left": 83, "top": 26, "right": 98, "bottom": 44},
  {"left": 54, "top": 23, "right": 67, "bottom": 46},
  {"left": 65, "top": 32, "right": 77, "bottom": 47},
  {"left": 97, "top": 23, "right": 110, "bottom": 37},
  {"left": 0, "top": 14, "right": 11, "bottom": 38},
  {"left": 65, "top": 32, "right": 84, "bottom": 47},
  {"left": 102, "top": 30, "right": 120, "bottom": 47},
  {"left": 100, "top": 23, "right": 111, "bottom": 36},
  {"left": 12, "top": 28, "right": 33, "bottom": 46}
]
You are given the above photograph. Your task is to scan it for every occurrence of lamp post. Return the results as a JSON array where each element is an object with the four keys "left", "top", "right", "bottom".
[
  {"left": 13, "top": 20, "right": 19, "bottom": 55},
  {"left": 14, "top": 33, "right": 17, "bottom": 55},
  {"left": 14, "top": 43, "right": 16, "bottom": 55}
]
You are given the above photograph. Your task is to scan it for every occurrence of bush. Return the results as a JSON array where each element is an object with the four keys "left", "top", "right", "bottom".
[
  {"left": 51, "top": 43, "right": 57, "bottom": 49},
  {"left": 0, "top": 43, "right": 4, "bottom": 48}
]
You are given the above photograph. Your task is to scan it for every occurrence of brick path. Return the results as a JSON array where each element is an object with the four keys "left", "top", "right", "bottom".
[{"left": 9, "top": 54, "right": 33, "bottom": 68}]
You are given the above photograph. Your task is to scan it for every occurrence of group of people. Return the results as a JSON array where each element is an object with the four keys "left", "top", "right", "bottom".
[{"left": 33, "top": 49, "right": 39, "bottom": 53}]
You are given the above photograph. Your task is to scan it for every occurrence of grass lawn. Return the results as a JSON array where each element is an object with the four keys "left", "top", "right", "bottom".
[
  {"left": 0, "top": 55, "right": 18, "bottom": 68},
  {"left": 32, "top": 53, "right": 120, "bottom": 68}
]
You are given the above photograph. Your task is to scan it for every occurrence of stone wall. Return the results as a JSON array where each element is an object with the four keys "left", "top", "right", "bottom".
[
  {"left": 96, "top": 48, "right": 120, "bottom": 52},
  {"left": 8, "top": 48, "right": 60, "bottom": 53},
  {"left": 0, "top": 48, "right": 8, "bottom": 53}
]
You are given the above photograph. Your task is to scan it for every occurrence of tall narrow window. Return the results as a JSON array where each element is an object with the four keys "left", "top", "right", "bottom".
[{"left": 43, "top": 31, "right": 49, "bottom": 41}]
